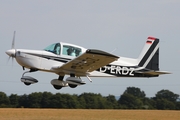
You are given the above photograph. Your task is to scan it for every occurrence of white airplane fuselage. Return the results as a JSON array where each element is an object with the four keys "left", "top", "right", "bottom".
[
  {"left": 13, "top": 48, "right": 137, "bottom": 77},
  {"left": 6, "top": 35, "right": 170, "bottom": 90}
]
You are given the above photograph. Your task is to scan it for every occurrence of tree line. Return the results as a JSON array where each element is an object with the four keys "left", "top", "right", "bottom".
[{"left": 0, "top": 87, "right": 180, "bottom": 109}]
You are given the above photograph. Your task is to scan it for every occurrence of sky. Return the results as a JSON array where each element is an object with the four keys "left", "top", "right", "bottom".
[{"left": 0, "top": 0, "right": 180, "bottom": 97}]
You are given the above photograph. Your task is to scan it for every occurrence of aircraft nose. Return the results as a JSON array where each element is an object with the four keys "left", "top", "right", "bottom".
[{"left": 6, "top": 49, "right": 16, "bottom": 57}]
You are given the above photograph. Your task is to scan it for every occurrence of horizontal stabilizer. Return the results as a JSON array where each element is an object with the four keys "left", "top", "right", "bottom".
[{"left": 136, "top": 71, "right": 171, "bottom": 76}]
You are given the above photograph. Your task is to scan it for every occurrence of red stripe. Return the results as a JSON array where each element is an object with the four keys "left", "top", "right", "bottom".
[
  {"left": 146, "top": 41, "right": 152, "bottom": 44},
  {"left": 148, "top": 36, "right": 156, "bottom": 40}
]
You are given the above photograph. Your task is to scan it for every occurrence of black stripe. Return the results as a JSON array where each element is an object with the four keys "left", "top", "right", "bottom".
[
  {"left": 146, "top": 48, "right": 159, "bottom": 70},
  {"left": 40, "top": 55, "right": 71, "bottom": 62},
  {"left": 138, "top": 39, "right": 159, "bottom": 67},
  {"left": 146, "top": 41, "right": 152, "bottom": 44},
  {"left": 24, "top": 52, "right": 71, "bottom": 63}
]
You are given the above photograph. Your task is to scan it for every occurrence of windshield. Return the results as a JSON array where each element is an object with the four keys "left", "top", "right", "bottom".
[{"left": 44, "top": 43, "right": 61, "bottom": 55}]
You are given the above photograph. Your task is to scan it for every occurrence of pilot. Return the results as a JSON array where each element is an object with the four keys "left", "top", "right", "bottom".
[
  {"left": 67, "top": 47, "right": 76, "bottom": 56},
  {"left": 55, "top": 46, "right": 60, "bottom": 55},
  {"left": 53, "top": 43, "right": 60, "bottom": 55}
]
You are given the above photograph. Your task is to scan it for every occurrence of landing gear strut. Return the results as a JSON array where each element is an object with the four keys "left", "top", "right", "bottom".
[
  {"left": 22, "top": 69, "right": 38, "bottom": 76},
  {"left": 68, "top": 74, "right": 78, "bottom": 88},
  {"left": 21, "top": 69, "right": 38, "bottom": 86}
]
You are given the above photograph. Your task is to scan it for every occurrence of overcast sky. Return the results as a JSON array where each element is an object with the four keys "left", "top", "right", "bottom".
[{"left": 0, "top": 0, "right": 180, "bottom": 97}]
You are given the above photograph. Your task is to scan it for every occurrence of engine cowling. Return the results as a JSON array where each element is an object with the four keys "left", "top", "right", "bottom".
[{"left": 21, "top": 76, "right": 38, "bottom": 86}]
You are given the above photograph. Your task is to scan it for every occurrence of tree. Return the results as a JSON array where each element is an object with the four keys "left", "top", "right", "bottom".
[
  {"left": 41, "top": 92, "right": 53, "bottom": 108},
  {"left": 118, "top": 93, "right": 143, "bottom": 109},
  {"left": 156, "top": 98, "right": 175, "bottom": 110},
  {"left": 175, "top": 101, "right": 180, "bottom": 110},
  {"left": 28, "top": 92, "right": 43, "bottom": 108},
  {"left": 9, "top": 94, "right": 19, "bottom": 108},
  {"left": 123, "top": 87, "right": 146, "bottom": 98},
  {"left": 155, "top": 89, "right": 179, "bottom": 102},
  {"left": 58, "top": 94, "right": 79, "bottom": 108},
  {"left": 0, "top": 92, "right": 10, "bottom": 107},
  {"left": 141, "top": 97, "right": 155, "bottom": 109},
  {"left": 105, "top": 95, "right": 118, "bottom": 109},
  {"left": 153, "top": 89, "right": 179, "bottom": 110},
  {"left": 18, "top": 94, "right": 29, "bottom": 108},
  {"left": 48, "top": 93, "right": 62, "bottom": 108},
  {"left": 118, "top": 87, "right": 147, "bottom": 109},
  {"left": 78, "top": 93, "right": 108, "bottom": 109}
]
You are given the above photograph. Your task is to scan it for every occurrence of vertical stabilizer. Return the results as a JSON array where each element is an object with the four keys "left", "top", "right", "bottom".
[{"left": 138, "top": 37, "right": 159, "bottom": 70}]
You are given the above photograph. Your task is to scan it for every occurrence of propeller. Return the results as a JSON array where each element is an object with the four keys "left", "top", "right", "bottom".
[
  {"left": 12, "top": 31, "right": 15, "bottom": 49},
  {"left": 6, "top": 31, "right": 17, "bottom": 64}
]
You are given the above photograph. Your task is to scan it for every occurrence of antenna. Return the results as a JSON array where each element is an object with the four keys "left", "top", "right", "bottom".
[{"left": 110, "top": 48, "right": 117, "bottom": 54}]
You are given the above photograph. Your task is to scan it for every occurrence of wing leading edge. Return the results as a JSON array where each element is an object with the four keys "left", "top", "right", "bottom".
[{"left": 53, "top": 49, "right": 119, "bottom": 76}]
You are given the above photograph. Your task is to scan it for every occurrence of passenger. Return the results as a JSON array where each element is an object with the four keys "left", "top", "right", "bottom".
[
  {"left": 71, "top": 50, "right": 76, "bottom": 56},
  {"left": 67, "top": 47, "right": 76, "bottom": 56}
]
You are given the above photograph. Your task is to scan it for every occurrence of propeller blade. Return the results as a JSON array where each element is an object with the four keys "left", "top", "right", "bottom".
[
  {"left": 6, "top": 56, "right": 11, "bottom": 64},
  {"left": 6, "top": 31, "right": 16, "bottom": 66},
  {"left": 12, "top": 31, "right": 16, "bottom": 49},
  {"left": 12, "top": 57, "right": 14, "bottom": 67},
  {"left": 6, "top": 56, "right": 15, "bottom": 67}
]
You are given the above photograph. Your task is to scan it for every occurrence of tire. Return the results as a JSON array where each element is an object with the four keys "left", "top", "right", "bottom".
[
  {"left": 24, "top": 82, "right": 31, "bottom": 86},
  {"left": 53, "top": 85, "right": 62, "bottom": 90},
  {"left": 69, "top": 84, "right": 77, "bottom": 88}
]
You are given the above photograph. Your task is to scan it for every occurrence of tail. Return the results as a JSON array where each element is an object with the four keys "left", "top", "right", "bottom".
[
  {"left": 137, "top": 37, "right": 159, "bottom": 70},
  {"left": 136, "top": 37, "right": 170, "bottom": 75}
]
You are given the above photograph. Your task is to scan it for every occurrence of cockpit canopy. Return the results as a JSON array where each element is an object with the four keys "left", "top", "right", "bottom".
[
  {"left": 44, "top": 43, "right": 61, "bottom": 55},
  {"left": 44, "top": 42, "right": 82, "bottom": 57}
]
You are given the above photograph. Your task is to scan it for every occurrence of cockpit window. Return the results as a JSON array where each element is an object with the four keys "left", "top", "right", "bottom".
[
  {"left": 44, "top": 43, "right": 61, "bottom": 55},
  {"left": 62, "top": 45, "right": 81, "bottom": 57}
]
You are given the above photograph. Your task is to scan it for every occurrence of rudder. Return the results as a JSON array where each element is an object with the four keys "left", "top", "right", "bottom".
[{"left": 138, "top": 37, "right": 159, "bottom": 71}]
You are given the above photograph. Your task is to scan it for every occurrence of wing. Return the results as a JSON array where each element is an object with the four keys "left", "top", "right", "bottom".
[{"left": 53, "top": 49, "right": 119, "bottom": 76}]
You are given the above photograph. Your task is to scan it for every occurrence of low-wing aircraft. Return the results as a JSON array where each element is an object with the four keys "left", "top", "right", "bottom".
[{"left": 6, "top": 31, "right": 170, "bottom": 90}]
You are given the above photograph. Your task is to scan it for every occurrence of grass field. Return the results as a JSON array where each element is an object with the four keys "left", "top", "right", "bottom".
[{"left": 0, "top": 109, "right": 180, "bottom": 120}]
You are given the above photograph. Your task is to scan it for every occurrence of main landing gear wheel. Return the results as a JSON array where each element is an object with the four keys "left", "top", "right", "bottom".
[
  {"left": 69, "top": 84, "right": 77, "bottom": 88},
  {"left": 24, "top": 82, "right": 31, "bottom": 86},
  {"left": 53, "top": 85, "right": 62, "bottom": 90}
]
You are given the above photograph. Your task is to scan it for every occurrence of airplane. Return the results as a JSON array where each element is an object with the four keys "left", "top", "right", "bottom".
[{"left": 6, "top": 31, "right": 170, "bottom": 90}]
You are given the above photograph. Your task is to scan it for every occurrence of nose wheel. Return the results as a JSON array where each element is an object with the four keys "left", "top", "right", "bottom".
[{"left": 21, "top": 69, "right": 38, "bottom": 86}]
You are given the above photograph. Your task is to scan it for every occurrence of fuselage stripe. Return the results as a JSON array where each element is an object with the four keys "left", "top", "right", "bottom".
[{"left": 23, "top": 52, "right": 72, "bottom": 63}]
